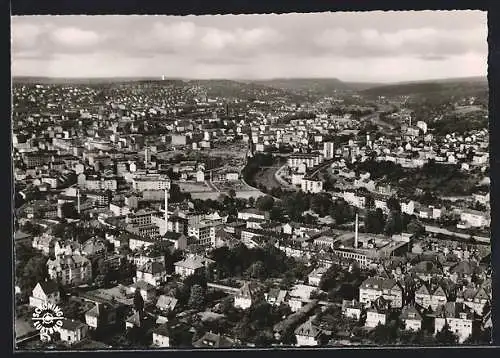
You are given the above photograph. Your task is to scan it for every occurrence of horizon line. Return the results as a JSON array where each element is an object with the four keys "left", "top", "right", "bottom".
[{"left": 11, "top": 75, "right": 487, "bottom": 84}]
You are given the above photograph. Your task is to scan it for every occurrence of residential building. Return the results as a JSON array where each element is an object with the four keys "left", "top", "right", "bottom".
[
  {"left": 58, "top": 319, "right": 89, "bottom": 345},
  {"left": 359, "top": 277, "right": 403, "bottom": 308},
  {"left": 152, "top": 324, "right": 170, "bottom": 347},
  {"left": 234, "top": 282, "right": 262, "bottom": 310},
  {"left": 295, "top": 318, "right": 322, "bottom": 346},
  {"left": 401, "top": 304, "right": 423, "bottom": 331},
  {"left": 47, "top": 255, "right": 92, "bottom": 286},
  {"left": 434, "top": 302, "right": 474, "bottom": 343},
  {"left": 29, "top": 280, "right": 61, "bottom": 308},
  {"left": 174, "top": 255, "right": 214, "bottom": 278},
  {"left": 135, "top": 261, "right": 167, "bottom": 287}
]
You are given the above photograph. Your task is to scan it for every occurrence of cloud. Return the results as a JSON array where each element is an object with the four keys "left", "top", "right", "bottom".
[
  {"left": 10, "top": 12, "right": 487, "bottom": 81},
  {"left": 50, "top": 27, "right": 101, "bottom": 48},
  {"left": 11, "top": 23, "right": 44, "bottom": 50},
  {"left": 314, "top": 26, "right": 486, "bottom": 59}
]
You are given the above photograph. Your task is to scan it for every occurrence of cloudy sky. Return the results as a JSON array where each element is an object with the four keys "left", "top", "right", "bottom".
[{"left": 11, "top": 11, "right": 487, "bottom": 82}]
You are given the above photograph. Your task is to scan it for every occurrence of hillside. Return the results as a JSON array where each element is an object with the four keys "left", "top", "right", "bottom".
[{"left": 360, "top": 77, "right": 488, "bottom": 98}]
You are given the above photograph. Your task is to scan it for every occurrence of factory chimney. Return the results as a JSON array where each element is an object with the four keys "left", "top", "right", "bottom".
[
  {"left": 164, "top": 188, "right": 169, "bottom": 232},
  {"left": 77, "top": 188, "right": 81, "bottom": 214},
  {"left": 354, "top": 213, "right": 359, "bottom": 248}
]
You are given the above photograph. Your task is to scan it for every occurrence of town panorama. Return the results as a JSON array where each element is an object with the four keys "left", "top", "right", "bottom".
[{"left": 13, "top": 14, "right": 491, "bottom": 350}]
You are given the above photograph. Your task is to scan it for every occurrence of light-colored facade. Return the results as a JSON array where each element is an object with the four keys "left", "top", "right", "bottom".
[
  {"left": 29, "top": 281, "right": 61, "bottom": 308},
  {"left": 359, "top": 278, "right": 403, "bottom": 308},
  {"left": 47, "top": 255, "right": 92, "bottom": 286}
]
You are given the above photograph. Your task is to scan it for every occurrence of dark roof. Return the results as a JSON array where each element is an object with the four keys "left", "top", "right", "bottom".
[
  {"left": 138, "top": 261, "right": 166, "bottom": 275},
  {"left": 153, "top": 323, "right": 170, "bottom": 337},
  {"left": 401, "top": 304, "right": 423, "bottom": 321},
  {"left": 38, "top": 280, "right": 59, "bottom": 295},
  {"left": 192, "top": 332, "right": 234, "bottom": 348},
  {"left": 14, "top": 231, "right": 32, "bottom": 241},
  {"left": 435, "top": 302, "right": 474, "bottom": 320},
  {"left": 60, "top": 319, "right": 87, "bottom": 331},
  {"left": 295, "top": 319, "right": 322, "bottom": 338},
  {"left": 360, "top": 277, "right": 400, "bottom": 291}
]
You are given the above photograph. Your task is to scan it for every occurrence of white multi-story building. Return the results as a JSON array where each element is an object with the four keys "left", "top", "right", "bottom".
[
  {"left": 174, "top": 255, "right": 214, "bottom": 278},
  {"left": 300, "top": 177, "right": 323, "bottom": 193},
  {"left": 47, "top": 255, "right": 92, "bottom": 286},
  {"left": 135, "top": 261, "right": 167, "bottom": 287},
  {"left": 132, "top": 174, "right": 171, "bottom": 191},
  {"left": 301, "top": 177, "right": 323, "bottom": 193},
  {"left": 365, "top": 308, "right": 387, "bottom": 328},
  {"left": 343, "top": 191, "right": 366, "bottom": 209},
  {"left": 234, "top": 282, "right": 262, "bottom": 310},
  {"left": 401, "top": 305, "right": 423, "bottom": 331},
  {"left": 307, "top": 266, "right": 329, "bottom": 287},
  {"left": 434, "top": 303, "right": 474, "bottom": 343},
  {"left": 359, "top": 277, "right": 403, "bottom": 308},
  {"left": 295, "top": 319, "right": 322, "bottom": 346},
  {"left": 415, "top": 285, "right": 447, "bottom": 311},
  {"left": 323, "top": 142, "right": 335, "bottom": 159},
  {"left": 459, "top": 209, "right": 490, "bottom": 228},
  {"left": 188, "top": 222, "right": 216, "bottom": 246}
]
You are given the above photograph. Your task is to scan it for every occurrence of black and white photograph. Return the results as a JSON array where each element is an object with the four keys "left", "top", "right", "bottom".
[{"left": 11, "top": 10, "right": 492, "bottom": 350}]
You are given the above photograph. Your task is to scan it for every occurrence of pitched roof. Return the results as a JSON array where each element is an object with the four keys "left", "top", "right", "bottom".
[
  {"left": 411, "top": 260, "right": 442, "bottom": 275},
  {"left": 153, "top": 323, "right": 170, "bottom": 337},
  {"left": 156, "top": 295, "right": 178, "bottom": 311},
  {"left": 14, "top": 231, "right": 32, "bottom": 241},
  {"left": 295, "top": 319, "right": 322, "bottom": 338},
  {"left": 237, "top": 281, "right": 262, "bottom": 299},
  {"left": 401, "top": 304, "right": 423, "bottom": 321},
  {"left": 174, "top": 255, "right": 214, "bottom": 270},
  {"left": 132, "top": 280, "right": 155, "bottom": 291},
  {"left": 435, "top": 302, "right": 474, "bottom": 320},
  {"left": 450, "top": 261, "right": 478, "bottom": 275},
  {"left": 60, "top": 318, "right": 87, "bottom": 331},
  {"left": 360, "top": 277, "right": 400, "bottom": 291},
  {"left": 138, "top": 261, "right": 166, "bottom": 275},
  {"left": 433, "top": 286, "right": 447, "bottom": 298},
  {"left": 37, "top": 280, "right": 59, "bottom": 295},
  {"left": 192, "top": 332, "right": 234, "bottom": 348}
]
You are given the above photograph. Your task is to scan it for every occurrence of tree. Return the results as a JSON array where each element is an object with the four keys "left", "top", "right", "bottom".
[
  {"left": 21, "top": 256, "right": 48, "bottom": 294},
  {"left": 188, "top": 284, "right": 205, "bottom": 310},
  {"left": 435, "top": 323, "right": 459, "bottom": 345},
  {"left": 246, "top": 260, "right": 267, "bottom": 280},
  {"left": 133, "top": 289, "right": 144, "bottom": 313},
  {"left": 310, "top": 193, "right": 333, "bottom": 217},
  {"left": 330, "top": 199, "right": 353, "bottom": 225},
  {"left": 228, "top": 189, "right": 237, "bottom": 199},
  {"left": 256, "top": 195, "right": 275, "bottom": 211},
  {"left": 384, "top": 211, "right": 403, "bottom": 236},
  {"left": 248, "top": 197, "right": 255, "bottom": 207},
  {"left": 387, "top": 197, "right": 401, "bottom": 212},
  {"left": 364, "top": 209, "right": 385, "bottom": 234},
  {"left": 407, "top": 219, "right": 425, "bottom": 236},
  {"left": 365, "top": 195, "right": 375, "bottom": 210},
  {"left": 60, "top": 202, "right": 78, "bottom": 219}
]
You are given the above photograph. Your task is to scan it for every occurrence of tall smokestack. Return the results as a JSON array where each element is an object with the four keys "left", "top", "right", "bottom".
[
  {"left": 77, "top": 188, "right": 81, "bottom": 214},
  {"left": 354, "top": 213, "right": 359, "bottom": 248},
  {"left": 164, "top": 188, "right": 169, "bottom": 232}
]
